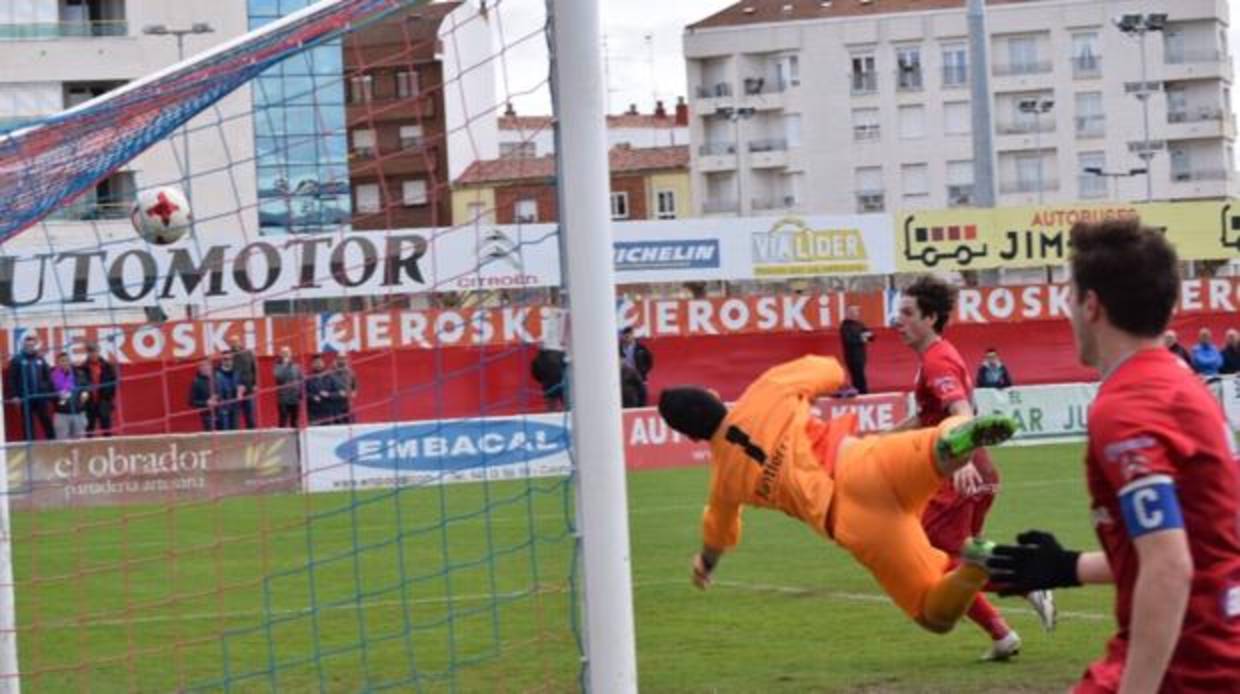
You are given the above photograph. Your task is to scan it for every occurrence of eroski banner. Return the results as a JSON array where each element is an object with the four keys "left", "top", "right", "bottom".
[{"left": 0, "top": 224, "right": 562, "bottom": 310}]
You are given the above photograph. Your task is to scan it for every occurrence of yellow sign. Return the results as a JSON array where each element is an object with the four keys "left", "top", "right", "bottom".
[
  {"left": 895, "top": 201, "right": 1240, "bottom": 272},
  {"left": 751, "top": 217, "right": 871, "bottom": 276}
]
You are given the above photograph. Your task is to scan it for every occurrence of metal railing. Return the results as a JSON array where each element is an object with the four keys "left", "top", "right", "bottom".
[
  {"left": 1171, "top": 168, "right": 1230, "bottom": 182},
  {"left": 0, "top": 20, "right": 127, "bottom": 40},
  {"left": 946, "top": 185, "right": 974, "bottom": 207},
  {"left": 993, "top": 60, "right": 1053, "bottom": 76},
  {"left": 1165, "top": 48, "right": 1223, "bottom": 65},
  {"left": 1168, "top": 107, "right": 1224, "bottom": 123},
  {"left": 752, "top": 196, "right": 796, "bottom": 211},
  {"left": 699, "top": 142, "right": 737, "bottom": 156},
  {"left": 742, "top": 77, "right": 785, "bottom": 95},
  {"left": 694, "top": 82, "right": 733, "bottom": 99},
  {"left": 1071, "top": 56, "right": 1102, "bottom": 77},
  {"left": 996, "top": 119, "right": 1056, "bottom": 135},
  {"left": 748, "top": 138, "right": 787, "bottom": 153},
  {"left": 941, "top": 65, "right": 968, "bottom": 88},
  {"left": 853, "top": 124, "right": 881, "bottom": 141},
  {"left": 999, "top": 178, "right": 1060, "bottom": 194},
  {"left": 850, "top": 72, "right": 878, "bottom": 95},
  {"left": 702, "top": 199, "right": 739, "bottom": 214},
  {"left": 1075, "top": 115, "right": 1106, "bottom": 138},
  {"left": 46, "top": 201, "right": 131, "bottom": 222}
]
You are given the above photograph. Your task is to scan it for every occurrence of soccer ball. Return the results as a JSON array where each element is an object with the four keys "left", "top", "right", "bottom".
[{"left": 130, "top": 186, "right": 192, "bottom": 245}]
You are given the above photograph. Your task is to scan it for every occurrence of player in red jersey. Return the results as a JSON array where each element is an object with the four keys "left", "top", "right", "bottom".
[
  {"left": 893, "top": 275, "right": 1056, "bottom": 660},
  {"left": 986, "top": 220, "right": 1240, "bottom": 692}
]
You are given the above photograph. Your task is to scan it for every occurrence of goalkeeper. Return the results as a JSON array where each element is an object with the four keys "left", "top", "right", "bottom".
[{"left": 659, "top": 355, "right": 1017, "bottom": 633}]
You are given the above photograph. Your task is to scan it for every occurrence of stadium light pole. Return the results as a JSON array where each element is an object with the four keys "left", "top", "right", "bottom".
[
  {"left": 1116, "top": 13, "right": 1167, "bottom": 202},
  {"left": 549, "top": 0, "right": 639, "bottom": 692},
  {"left": 967, "top": 0, "right": 996, "bottom": 207},
  {"left": 143, "top": 22, "right": 215, "bottom": 207},
  {"left": 1018, "top": 97, "right": 1054, "bottom": 204}
]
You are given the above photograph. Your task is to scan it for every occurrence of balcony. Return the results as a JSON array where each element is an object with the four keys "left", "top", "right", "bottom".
[
  {"left": 0, "top": 20, "right": 127, "bottom": 40},
  {"left": 749, "top": 139, "right": 788, "bottom": 169},
  {"left": 996, "top": 119, "right": 1056, "bottom": 136},
  {"left": 1166, "top": 106, "right": 1231, "bottom": 140},
  {"left": 695, "top": 82, "right": 734, "bottom": 99},
  {"left": 1075, "top": 115, "right": 1106, "bottom": 139},
  {"left": 1071, "top": 56, "right": 1102, "bottom": 79},
  {"left": 741, "top": 77, "right": 784, "bottom": 96},
  {"left": 1168, "top": 106, "right": 1224, "bottom": 123},
  {"left": 993, "top": 61, "right": 1053, "bottom": 77},
  {"left": 697, "top": 142, "right": 738, "bottom": 172},
  {"left": 853, "top": 124, "right": 881, "bottom": 142},
  {"left": 941, "top": 66, "right": 968, "bottom": 89},
  {"left": 999, "top": 178, "right": 1060, "bottom": 195},
  {"left": 850, "top": 72, "right": 878, "bottom": 96},
  {"left": 699, "top": 142, "right": 737, "bottom": 156},
  {"left": 946, "top": 184, "right": 974, "bottom": 207},
  {"left": 702, "top": 199, "right": 739, "bottom": 215},
  {"left": 1171, "top": 168, "right": 1229, "bottom": 182},
  {"left": 1166, "top": 48, "right": 1222, "bottom": 65},
  {"left": 1163, "top": 49, "right": 1232, "bottom": 81},
  {"left": 748, "top": 139, "right": 787, "bottom": 153},
  {"left": 855, "top": 191, "right": 885, "bottom": 213},
  {"left": 752, "top": 196, "right": 797, "bottom": 212}
]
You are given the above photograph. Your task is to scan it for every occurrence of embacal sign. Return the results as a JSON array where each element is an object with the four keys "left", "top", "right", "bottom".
[{"left": 337, "top": 419, "right": 569, "bottom": 471}]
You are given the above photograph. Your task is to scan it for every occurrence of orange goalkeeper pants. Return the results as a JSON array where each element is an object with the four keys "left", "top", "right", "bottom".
[{"left": 826, "top": 416, "right": 973, "bottom": 621}]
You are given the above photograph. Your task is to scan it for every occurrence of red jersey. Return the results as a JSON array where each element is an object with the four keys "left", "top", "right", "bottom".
[
  {"left": 1083, "top": 348, "right": 1240, "bottom": 692},
  {"left": 915, "top": 339, "right": 998, "bottom": 551}
]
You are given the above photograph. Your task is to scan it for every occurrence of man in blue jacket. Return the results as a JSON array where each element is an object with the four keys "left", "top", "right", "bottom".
[
  {"left": 1190, "top": 328, "right": 1223, "bottom": 377},
  {"left": 6, "top": 334, "right": 55, "bottom": 440}
]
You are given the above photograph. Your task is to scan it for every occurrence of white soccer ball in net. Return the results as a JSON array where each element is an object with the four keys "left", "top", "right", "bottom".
[{"left": 130, "top": 186, "right": 192, "bottom": 245}]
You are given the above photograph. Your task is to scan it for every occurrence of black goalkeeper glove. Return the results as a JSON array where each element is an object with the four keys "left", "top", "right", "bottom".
[{"left": 985, "top": 530, "right": 1082, "bottom": 597}]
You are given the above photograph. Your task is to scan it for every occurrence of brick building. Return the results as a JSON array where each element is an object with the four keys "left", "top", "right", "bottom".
[{"left": 452, "top": 145, "right": 691, "bottom": 224}]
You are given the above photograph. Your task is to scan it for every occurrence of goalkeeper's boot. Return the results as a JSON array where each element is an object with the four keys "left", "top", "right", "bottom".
[
  {"left": 1026, "top": 589, "right": 1057, "bottom": 633},
  {"left": 936, "top": 414, "right": 1018, "bottom": 462},
  {"left": 980, "top": 630, "right": 1022, "bottom": 662}
]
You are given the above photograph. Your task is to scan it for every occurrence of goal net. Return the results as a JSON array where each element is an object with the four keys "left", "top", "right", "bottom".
[{"left": 0, "top": 0, "right": 632, "bottom": 690}]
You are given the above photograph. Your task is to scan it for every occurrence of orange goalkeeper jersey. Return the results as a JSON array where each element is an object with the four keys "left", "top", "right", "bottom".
[{"left": 701, "top": 355, "right": 855, "bottom": 551}]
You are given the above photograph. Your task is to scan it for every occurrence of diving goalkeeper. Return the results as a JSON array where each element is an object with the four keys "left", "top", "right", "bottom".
[{"left": 659, "top": 355, "right": 1016, "bottom": 633}]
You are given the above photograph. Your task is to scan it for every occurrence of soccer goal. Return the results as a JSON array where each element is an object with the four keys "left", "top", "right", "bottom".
[{"left": 0, "top": 0, "right": 635, "bottom": 690}]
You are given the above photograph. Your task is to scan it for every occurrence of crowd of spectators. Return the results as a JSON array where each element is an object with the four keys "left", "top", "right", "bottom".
[{"left": 1165, "top": 328, "right": 1240, "bottom": 377}]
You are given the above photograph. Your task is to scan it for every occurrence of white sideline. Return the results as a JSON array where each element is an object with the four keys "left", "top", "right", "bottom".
[{"left": 28, "top": 578, "right": 1107, "bottom": 631}]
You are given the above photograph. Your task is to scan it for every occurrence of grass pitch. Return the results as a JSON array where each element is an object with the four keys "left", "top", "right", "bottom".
[{"left": 11, "top": 442, "right": 1114, "bottom": 692}]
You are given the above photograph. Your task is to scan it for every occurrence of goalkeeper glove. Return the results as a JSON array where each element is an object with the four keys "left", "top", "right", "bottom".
[{"left": 985, "top": 530, "right": 1082, "bottom": 597}]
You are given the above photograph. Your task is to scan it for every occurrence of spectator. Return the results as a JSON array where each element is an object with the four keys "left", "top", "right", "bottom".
[
  {"left": 188, "top": 360, "right": 217, "bottom": 431},
  {"left": 213, "top": 355, "right": 240, "bottom": 431},
  {"left": 620, "top": 363, "right": 646, "bottom": 408},
  {"left": 1190, "top": 327, "right": 1223, "bottom": 377},
  {"left": 82, "top": 342, "right": 117, "bottom": 437},
  {"left": 273, "top": 346, "right": 304, "bottom": 428},
  {"left": 530, "top": 340, "right": 568, "bottom": 411},
  {"left": 618, "top": 327, "right": 653, "bottom": 407},
  {"left": 1222, "top": 329, "right": 1240, "bottom": 375},
  {"left": 1162, "top": 329, "right": 1192, "bottom": 366},
  {"left": 305, "top": 354, "right": 343, "bottom": 426},
  {"left": 50, "top": 352, "right": 89, "bottom": 440},
  {"left": 839, "top": 305, "right": 875, "bottom": 394},
  {"left": 6, "top": 334, "right": 55, "bottom": 440},
  {"left": 335, "top": 353, "right": 359, "bottom": 424},
  {"left": 226, "top": 335, "right": 257, "bottom": 429},
  {"left": 975, "top": 347, "right": 1014, "bottom": 389}
]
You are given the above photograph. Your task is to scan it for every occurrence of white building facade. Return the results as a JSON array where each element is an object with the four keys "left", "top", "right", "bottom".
[{"left": 684, "top": 0, "right": 1236, "bottom": 217}]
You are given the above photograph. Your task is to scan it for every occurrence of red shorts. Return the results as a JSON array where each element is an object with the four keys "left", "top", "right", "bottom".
[{"left": 921, "top": 448, "right": 999, "bottom": 554}]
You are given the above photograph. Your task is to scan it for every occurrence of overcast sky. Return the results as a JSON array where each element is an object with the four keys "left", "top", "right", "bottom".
[{"left": 495, "top": 0, "right": 1240, "bottom": 163}]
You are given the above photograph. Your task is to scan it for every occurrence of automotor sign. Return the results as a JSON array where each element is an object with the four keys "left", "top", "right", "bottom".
[
  {"left": 0, "top": 224, "right": 562, "bottom": 310},
  {"left": 4, "top": 430, "right": 299, "bottom": 509}
]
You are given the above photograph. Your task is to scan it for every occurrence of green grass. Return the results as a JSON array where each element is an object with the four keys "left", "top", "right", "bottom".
[{"left": 10, "top": 443, "right": 1115, "bottom": 692}]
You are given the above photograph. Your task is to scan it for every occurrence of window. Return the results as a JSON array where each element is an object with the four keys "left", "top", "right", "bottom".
[
  {"left": 1071, "top": 32, "right": 1101, "bottom": 76},
  {"left": 896, "top": 45, "right": 923, "bottom": 90},
  {"left": 355, "top": 183, "right": 381, "bottom": 214},
  {"left": 514, "top": 198, "right": 538, "bottom": 223},
  {"left": 783, "top": 114, "right": 802, "bottom": 147},
  {"left": 944, "top": 101, "right": 971, "bottom": 135},
  {"left": 1170, "top": 147, "right": 1191, "bottom": 181},
  {"left": 942, "top": 45, "right": 968, "bottom": 87},
  {"left": 1165, "top": 86, "right": 1188, "bottom": 120},
  {"left": 1015, "top": 154, "right": 1043, "bottom": 191},
  {"left": 402, "top": 179, "right": 428, "bottom": 206},
  {"left": 466, "top": 201, "right": 488, "bottom": 223},
  {"left": 351, "top": 128, "right": 376, "bottom": 157},
  {"left": 399, "top": 124, "right": 424, "bottom": 149},
  {"left": 777, "top": 54, "right": 800, "bottom": 88},
  {"left": 1007, "top": 36, "right": 1038, "bottom": 73},
  {"left": 656, "top": 190, "right": 677, "bottom": 219},
  {"left": 610, "top": 191, "right": 630, "bottom": 220},
  {"left": 898, "top": 104, "right": 925, "bottom": 140},
  {"left": 395, "top": 70, "right": 419, "bottom": 98},
  {"left": 851, "top": 53, "right": 877, "bottom": 94},
  {"left": 946, "top": 160, "right": 974, "bottom": 206},
  {"left": 855, "top": 166, "right": 884, "bottom": 212},
  {"left": 1078, "top": 152, "right": 1107, "bottom": 198},
  {"left": 852, "top": 107, "right": 880, "bottom": 141},
  {"left": 901, "top": 163, "right": 929, "bottom": 201},
  {"left": 1075, "top": 92, "right": 1104, "bottom": 137},
  {"left": 348, "top": 74, "right": 373, "bottom": 103},
  {"left": 500, "top": 141, "right": 537, "bottom": 158}
]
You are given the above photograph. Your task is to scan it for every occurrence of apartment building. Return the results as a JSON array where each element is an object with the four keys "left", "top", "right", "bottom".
[
  {"left": 497, "top": 99, "right": 692, "bottom": 158},
  {"left": 684, "top": 0, "right": 1236, "bottom": 217}
]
